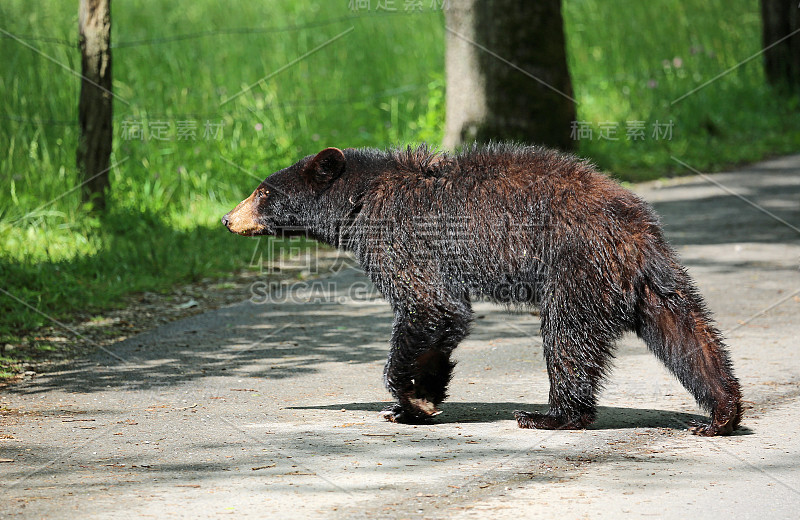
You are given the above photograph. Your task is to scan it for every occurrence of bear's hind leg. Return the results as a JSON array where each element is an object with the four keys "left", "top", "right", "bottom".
[
  {"left": 636, "top": 284, "right": 742, "bottom": 436},
  {"left": 381, "top": 304, "right": 471, "bottom": 424},
  {"left": 515, "top": 297, "right": 616, "bottom": 431}
]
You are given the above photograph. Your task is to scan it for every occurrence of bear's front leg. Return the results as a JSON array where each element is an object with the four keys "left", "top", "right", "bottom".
[
  {"left": 380, "top": 348, "right": 451, "bottom": 424},
  {"left": 514, "top": 288, "right": 615, "bottom": 431},
  {"left": 380, "top": 307, "right": 470, "bottom": 424}
]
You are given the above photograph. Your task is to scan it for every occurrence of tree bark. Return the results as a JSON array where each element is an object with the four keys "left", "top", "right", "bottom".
[
  {"left": 77, "top": 0, "right": 113, "bottom": 211},
  {"left": 761, "top": 0, "right": 800, "bottom": 90},
  {"left": 444, "top": 0, "right": 576, "bottom": 150}
]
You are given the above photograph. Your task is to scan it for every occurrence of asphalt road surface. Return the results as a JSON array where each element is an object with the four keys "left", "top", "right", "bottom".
[{"left": 2, "top": 155, "right": 799, "bottom": 519}]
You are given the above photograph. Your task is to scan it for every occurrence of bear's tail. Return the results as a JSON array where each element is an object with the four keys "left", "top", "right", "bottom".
[{"left": 634, "top": 251, "right": 742, "bottom": 436}]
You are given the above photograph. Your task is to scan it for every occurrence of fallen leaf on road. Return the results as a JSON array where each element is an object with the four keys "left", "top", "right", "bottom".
[{"left": 176, "top": 299, "right": 199, "bottom": 310}]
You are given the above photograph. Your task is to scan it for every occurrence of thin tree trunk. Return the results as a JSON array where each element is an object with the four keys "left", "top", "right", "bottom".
[
  {"left": 761, "top": 0, "right": 800, "bottom": 90},
  {"left": 444, "top": 0, "right": 576, "bottom": 150},
  {"left": 77, "top": 0, "right": 113, "bottom": 211}
]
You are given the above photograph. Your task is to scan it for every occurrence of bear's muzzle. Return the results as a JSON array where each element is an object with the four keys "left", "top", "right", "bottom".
[{"left": 222, "top": 191, "right": 264, "bottom": 236}]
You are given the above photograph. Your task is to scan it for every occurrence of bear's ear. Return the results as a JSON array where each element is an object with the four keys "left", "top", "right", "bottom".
[{"left": 303, "top": 147, "right": 346, "bottom": 190}]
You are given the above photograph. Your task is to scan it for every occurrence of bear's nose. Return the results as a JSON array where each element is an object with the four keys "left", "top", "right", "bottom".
[{"left": 221, "top": 214, "right": 230, "bottom": 227}]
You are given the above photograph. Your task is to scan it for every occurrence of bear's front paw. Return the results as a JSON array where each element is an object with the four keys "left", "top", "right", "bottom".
[
  {"left": 379, "top": 403, "right": 438, "bottom": 424},
  {"left": 514, "top": 410, "right": 588, "bottom": 430}
]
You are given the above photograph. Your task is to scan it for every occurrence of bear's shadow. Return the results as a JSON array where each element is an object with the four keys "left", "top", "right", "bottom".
[{"left": 290, "top": 401, "right": 753, "bottom": 434}]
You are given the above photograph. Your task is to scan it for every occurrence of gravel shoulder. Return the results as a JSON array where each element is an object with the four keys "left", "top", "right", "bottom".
[{"left": 2, "top": 155, "right": 799, "bottom": 519}]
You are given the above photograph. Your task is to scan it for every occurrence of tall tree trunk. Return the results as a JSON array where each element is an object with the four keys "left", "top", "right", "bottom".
[
  {"left": 444, "top": 0, "right": 576, "bottom": 150},
  {"left": 761, "top": 0, "right": 800, "bottom": 90},
  {"left": 77, "top": 0, "right": 113, "bottom": 211}
]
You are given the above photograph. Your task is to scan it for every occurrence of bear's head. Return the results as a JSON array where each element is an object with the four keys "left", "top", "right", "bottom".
[{"left": 221, "top": 147, "right": 347, "bottom": 236}]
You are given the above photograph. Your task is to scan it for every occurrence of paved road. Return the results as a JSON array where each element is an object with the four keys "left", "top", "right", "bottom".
[{"left": 2, "top": 156, "right": 799, "bottom": 518}]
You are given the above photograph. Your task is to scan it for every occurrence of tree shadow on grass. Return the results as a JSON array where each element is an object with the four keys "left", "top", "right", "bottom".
[{"left": 0, "top": 207, "right": 258, "bottom": 338}]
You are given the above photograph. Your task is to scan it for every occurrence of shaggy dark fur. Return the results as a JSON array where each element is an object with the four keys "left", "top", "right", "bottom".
[{"left": 222, "top": 143, "right": 742, "bottom": 436}]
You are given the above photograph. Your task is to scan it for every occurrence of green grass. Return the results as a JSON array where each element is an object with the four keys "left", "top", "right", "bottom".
[
  {"left": 1, "top": 0, "right": 798, "bottom": 355},
  {"left": 0, "top": 1, "right": 445, "bottom": 344},
  {"left": 565, "top": 0, "right": 800, "bottom": 177}
]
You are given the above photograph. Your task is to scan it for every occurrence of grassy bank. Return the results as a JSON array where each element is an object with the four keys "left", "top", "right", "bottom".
[
  {"left": 1, "top": 0, "right": 798, "bottom": 367},
  {"left": 565, "top": 0, "right": 800, "bottom": 177}
]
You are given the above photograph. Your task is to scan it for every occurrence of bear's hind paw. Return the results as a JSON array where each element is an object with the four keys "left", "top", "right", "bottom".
[
  {"left": 687, "top": 419, "right": 736, "bottom": 437},
  {"left": 514, "top": 410, "right": 589, "bottom": 430}
]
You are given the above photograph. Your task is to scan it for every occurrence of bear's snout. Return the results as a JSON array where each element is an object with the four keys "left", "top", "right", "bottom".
[{"left": 222, "top": 191, "right": 264, "bottom": 236}]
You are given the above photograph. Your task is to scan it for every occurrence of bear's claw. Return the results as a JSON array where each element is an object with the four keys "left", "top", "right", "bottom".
[
  {"left": 380, "top": 403, "right": 438, "bottom": 424},
  {"left": 687, "top": 419, "right": 735, "bottom": 437}
]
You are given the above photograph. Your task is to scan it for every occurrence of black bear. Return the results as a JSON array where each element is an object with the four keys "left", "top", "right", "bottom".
[{"left": 222, "top": 144, "right": 742, "bottom": 436}]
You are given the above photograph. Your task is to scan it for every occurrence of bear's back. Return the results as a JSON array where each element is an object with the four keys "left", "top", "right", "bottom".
[
  {"left": 362, "top": 143, "right": 637, "bottom": 230},
  {"left": 350, "top": 145, "right": 660, "bottom": 301}
]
